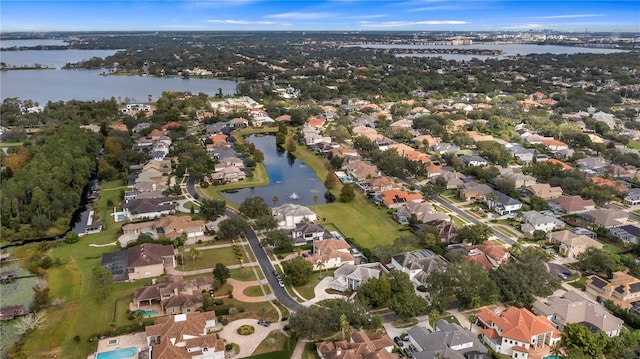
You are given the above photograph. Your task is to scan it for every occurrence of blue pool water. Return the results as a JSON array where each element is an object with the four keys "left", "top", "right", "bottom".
[
  {"left": 135, "top": 309, "right": 158, "bottom": 317},
  {"left": 96, "top": 347, "right": 138, "bottom": 359}
]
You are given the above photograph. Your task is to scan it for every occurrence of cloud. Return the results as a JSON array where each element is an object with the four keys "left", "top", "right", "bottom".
[
  {"left": 207, "top": 19, "right": 275, "bottom": 25},
  {"left": 266, "top": 11, "right": 333, "bottom": 20},
  {"left": 542, "top": 14, "right": 603, "bottom": 19},
  {"left": 360, "top": 20, "right": 468, "bottom": 27}
]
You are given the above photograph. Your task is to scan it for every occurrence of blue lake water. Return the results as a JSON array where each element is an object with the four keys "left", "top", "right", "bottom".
[{"left": 221, "top": 135, "right": 328, "bottom": 207}]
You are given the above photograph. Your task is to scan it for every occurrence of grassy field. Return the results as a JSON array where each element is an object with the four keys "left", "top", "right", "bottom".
[
  {"left": 313, "top": 197, "right": 404, "bottom": 248},
  {"left": 178, "top": 246, "right": 243, "bottom": 270},
  {"left": 293, "top": 270, "right": 335, "bottom": 300},
  {"left": 244, "top": 285, "right": 268, "bottom": 297},
  {"left": 250, "top": 330, "right": 292, "bottom": 356}
]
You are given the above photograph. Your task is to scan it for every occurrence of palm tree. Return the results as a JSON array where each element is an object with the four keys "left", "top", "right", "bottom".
[
  {"left": 317, "top": 261, "right": 326, "bottom": 273},
  {"left": 313, "top": 195, "right": 319, "bottom": 209},
  {"left": 272, "top": 195, "right": 279, "bottom": 207},
  {"left": 189, "top": 248, "right": 201, "bottom": 266}
]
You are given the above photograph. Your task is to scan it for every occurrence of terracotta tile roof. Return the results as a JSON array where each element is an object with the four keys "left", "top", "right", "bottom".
[
  {"left": 478, "top": 307, "right": 560, "bottom": 344},
  {"left": 589, "top": 176, "right": 628, "bottom": 191},
  {"left": 380, "top": 190, "right": 423, "bottom": 206},
  {"left": 546, "top": 158, "right": 572, "bottom": 170}
]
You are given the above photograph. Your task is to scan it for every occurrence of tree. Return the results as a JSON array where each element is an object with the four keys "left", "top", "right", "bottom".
[
  {"left": 228, "top": 307, "right": 238, "bottom": 319},
  {"left": 93, "top": 266, "right": 113, "bottom": 302},
  {"left": 213, "top": 263, "right": 230, "bottom": 284},
  {"left": 282, "top": 256, "right": 313, "bottom": 286},
  {"left": 32, "top": 278, "right": 51, "bottom": 311},
  {"left": 324, "top": 171, "right": 338, "bottom": 189},
  {"left": 272, "top": 195, "right": 279, "bottom": 207},
  {"left": 263, "top": 229, "right": 293, "bottom": 249},
  {"left": 218, "top": 217, "right": 249, "bottom": 240},
  {"left": 340, "top": 313, "right": 350, "bottom": 341},
  {"left": 200, "top": 199, "right": 226, "bottom": 221},
  {"left": 239, "top": 196, "right": 271, "bottom": 218},
  {"left": 562, "top": 323, "right": 608, "bottom": 357},
  {"left": 457, "top": 223, "right": 492, "bottom": 245},
  {"left": 253, "top": 214, "right": 278, "bottom": 231},
  {"left": 286, "top": 137, "right": 297, "bottom": 153},
  {"left": 577, "top": 247, "right": 618, "bottom": 276},
  {"left": 64, "top": 232, "right": 79, "bottom": 244},
  {"left": 390, "top": 291, "right": 428, "bottom": 320},
  {"left": 356, "top": 275, "right": 391, "bottom": 308},
  {"left": 189, "top": 248, "right": 201, "bottom": 266},
  {"left": 339, "top": 183, "right": 356, "bottom": 202},
  {"left": 15, "top": 312, "right": 47, "bottom": 334}
]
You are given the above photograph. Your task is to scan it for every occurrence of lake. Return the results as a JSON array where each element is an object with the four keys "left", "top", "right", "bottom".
[
  {"left": 1, "top": 48, "right": 239, "bottom": 103},
  {"left": 1, "top": 39, "right": 69, "bottom": 48},
  {"left": 348, "top": 43, "right": 627, "bottom": 61},
  {"left": 1, "top": 49, "right": 122, "bottom": 68},
  {"left": 221, "top": 135, "right": 328, "bottom": 207}
]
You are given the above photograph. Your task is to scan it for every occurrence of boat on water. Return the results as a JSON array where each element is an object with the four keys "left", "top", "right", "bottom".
[{"left": 288, "top": 192, "right": 302, "bottom": 200}]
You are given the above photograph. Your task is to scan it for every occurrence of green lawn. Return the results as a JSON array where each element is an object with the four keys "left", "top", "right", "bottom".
[
  {"left": 250, "top": 330, "right": 292, "bottom": 356},
  {"left": 627, "top": 140, "right": 640, "bottom": 150},
  {"left": 450, "top": 215, "right": 467, "bottom": 226},
  {"left": 244, "top": 285, "right": 269, "bottom": 297},
  {"left": 313, "top": 197, "right": 404, "bottom": 248},
  {"left": 178, "top": 246, "right": 243, "bottom": 271},
  {"left": 230, "top": 267, "right": 260, "bottom": 281},
  {"left": 293, "top": 270, "right": 334, "bottom": 300}
]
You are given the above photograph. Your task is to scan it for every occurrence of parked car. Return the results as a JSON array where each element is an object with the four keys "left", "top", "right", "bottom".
[
  {"left": 278, "top": 280, "right": 285, "bottom": 287},
  {"left": 258, "top": 319, "right": 270, "bottom": 327},
  {"left": 562, "top": 271, "right": 572, "bottom": 276},
  {"left": 558, "top": 273, "right": 568, "bottom": 280},
  {"left": 393, "top": 336, "right": 404, "bottom": 347}
]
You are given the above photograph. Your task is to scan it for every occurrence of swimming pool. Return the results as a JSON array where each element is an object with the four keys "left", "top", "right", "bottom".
[
  {"left": 135, "top": 309, "right": 159, "bottom": 317},
  {"left": 96, "top": 347, "right": 138, "bottom": 359},
  {"left": 543, "top": 355, "right": 562, "bottom": 359}
]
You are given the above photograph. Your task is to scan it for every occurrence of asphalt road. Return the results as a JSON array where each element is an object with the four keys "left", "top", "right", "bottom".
[
  {"left": 397, "top": 176, "right": 518, "bottom": 246},
  {"left": 186, "top": 178, "right": 303, "bottom": 312}
]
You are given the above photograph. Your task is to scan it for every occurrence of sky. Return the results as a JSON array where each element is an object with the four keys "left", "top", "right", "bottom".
[{"left": 1, "top": 0, "right": 638, "bottom": 33}]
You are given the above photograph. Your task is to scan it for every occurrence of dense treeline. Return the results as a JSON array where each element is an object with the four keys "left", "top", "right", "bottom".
[{"left": 1, "top": 126, "right": 102, "bottom": 241}]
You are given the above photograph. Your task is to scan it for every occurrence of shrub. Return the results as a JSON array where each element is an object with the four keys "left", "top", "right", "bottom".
[
  {"left": 237, "top": 325, "right": 255, "bottom": 335},
  {"left": 221, "top": 318, "right": 229, "bottom": 325},
  {"left": 416, "top": 285, "right": 428, "bottom": 292},
  {"left": 225, "top": 344, "right": 234, "bottom": 351}
]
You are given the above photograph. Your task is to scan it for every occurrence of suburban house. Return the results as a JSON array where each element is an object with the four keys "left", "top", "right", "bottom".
[
  {"left": 360, "top": 175, "right": 400, "bottom": 193},
  {"left": 119, "top": 215, "right": 206, "bottom": 246},
  {"left": 549, "top": 196, "right": 595, "bottom": 214},
  {"left": 407, "top": 320, "right": 489, "bottom": 359},
  {"left": 548, "top": 230, "right": 603, "bottom": 258},
  {"left": 101, "top": 243, "right": 175, "bottom": 281},
  {"left": 460, "top": 155, "right": 489, "bottom": 167},
  {"left": 145, "top": 311, "right": 224, "bottom": 359},
  {"left": 579, "top": 209, "right": 628, "bottom": 228},
  {"left": 328, "top": 262, "right": 388, "bottom": 292},
  {"left": 577, "top": 157, "right": 610, "bottom": 172},
  {"left": 316, "top": 330, "right": 395, "bottom": 359},
  {"left": 624, "top": 188, "right": 640, "bottom": 206},
  {"left": 343, "top": 161, "right": 380, "bottom": 181},
  {"left": 484, "top": 191, "right": 523, "bottom": 216},
  {"left": 585, "top": 272, "right": 640, "bottom": 309},
  {"left": 389, "top": 249, "right": 448, "bottom": 286},
  {"left": 526, "top": 184, "right": 563, "bottom": 200},
  {"left": 210, "top": 166, "right": 246, "bottom": 183},
  {"left": 463, "top": 241, "right": 510, "bottom": 270},
  {"left": 458, "top": 182, "right": 493, "bottom": 202},
  {"left": 131, "top": 276, "right": 214, "bottom": 315},
  {"left": 609, "top": 225, "right": 640, "bottom": 244},
  {"left": 496, "top": 171, "right": 537, "bottom": 188},
  {"left": 394, "top": 201, "right": 449, "bottom": 225},
  {"left": 507, "top": 143, "right": 535, "bottom": 163},
  {"left": 287, "top": 222, "right": 332, "bottom": 246},
  {"left": 379, "top": 189, "right": 423, "bottom": 209},
  {"left": 589, "top": 176, "right": 628, "bottom": 192},
  {"left": 519, "top": 211, "right": 565, "bottom": 234},
  {"left": 116, "top": 197, "right": 175, "bottom": 222},
  {"left": 432, "top": 171, "right": 467, "bottom": 189},
  {"left": 532, "top": 290, "right": 623, "bottom": 337},
  {"left": 477, "top": 307, "right": 562, "bottom": 359},
  {"left": 272, "top": 203, "right": 317, "bottom": 228},
  {"left": 306, "top": 238, "right": 356, "bottom": 271}
]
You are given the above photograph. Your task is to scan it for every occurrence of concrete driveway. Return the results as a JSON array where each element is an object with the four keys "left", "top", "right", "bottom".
[{"left": 219, "top": 318, "right": 282, "bottom": 358}]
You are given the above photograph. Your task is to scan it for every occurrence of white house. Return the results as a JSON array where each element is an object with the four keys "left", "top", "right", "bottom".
[
  {"left": 484, "top": 191, "right": 522, "bottom": 216},
  {"left": 272, "top": 203, "right": 317, "bottom": 228},
  {"left": 520, "top": 211, "right": 565, "bottom": 234}
]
